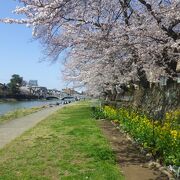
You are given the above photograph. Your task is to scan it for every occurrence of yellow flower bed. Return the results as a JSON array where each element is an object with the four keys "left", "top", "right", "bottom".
[{"left": 101, "top": 106, "right": 180, "bottom": 166}]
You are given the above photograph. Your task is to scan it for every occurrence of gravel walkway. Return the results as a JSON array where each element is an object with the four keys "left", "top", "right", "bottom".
[{"left": 0, "top": 106, "right": 62, "bottom": 149}]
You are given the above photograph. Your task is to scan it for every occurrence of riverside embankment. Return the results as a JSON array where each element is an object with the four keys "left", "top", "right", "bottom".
[
  {"left": 0, "top": 105, "right": 62, "bottom": 149},
  {"left": 0, "top": 101, "right": 170, "bottom": 179},
  {"left": 0, "top": 99, "right": 61, "bottom": 115}
]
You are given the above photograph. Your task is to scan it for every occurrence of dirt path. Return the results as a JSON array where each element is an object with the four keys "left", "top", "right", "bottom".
[
  {"left": 99, "top": 120, "right": 169, "bottom": 180},
  {"left": 0, "top": 106, "right": 62, "bottom": 149}
]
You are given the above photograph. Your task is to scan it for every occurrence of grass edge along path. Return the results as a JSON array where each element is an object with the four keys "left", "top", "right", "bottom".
[
  {"left": 0, "top": 106, "right": 46, "bottom": 125},
  {"left": 0, "top": 102, "right": 123, "bottom": 180}
]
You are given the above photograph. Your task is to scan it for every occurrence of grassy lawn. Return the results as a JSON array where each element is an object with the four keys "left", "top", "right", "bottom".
[
  {"left": 0, "top": 102, "right": 123, "bottom": 180},
  {"left": 0, "top": 106, "right": 46, "bottom": 125}
]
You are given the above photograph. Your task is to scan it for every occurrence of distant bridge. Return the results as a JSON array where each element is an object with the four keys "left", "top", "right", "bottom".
[
  {"left": 46, "top": 96, "right": 75, "bottom": 100},
  {"left": 20, "top": 86, "right": 80, "bottom": 100},
  {"left": 46, "top": 96, "right": 60, "bottom": 100}
]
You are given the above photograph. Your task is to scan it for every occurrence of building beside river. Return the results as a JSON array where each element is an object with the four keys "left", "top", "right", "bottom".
[{"left": 0, "top": 79, "right": 79, "bottom": 100}]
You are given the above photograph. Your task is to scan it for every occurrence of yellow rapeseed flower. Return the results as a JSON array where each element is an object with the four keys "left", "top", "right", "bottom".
[{"left": 171, "top": 130, "right": 178, "bottom": 139}]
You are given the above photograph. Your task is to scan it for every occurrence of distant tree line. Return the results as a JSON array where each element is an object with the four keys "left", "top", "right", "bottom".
[
  {"left": 0, "top": 74, "right": 34, "bottom": 99},
  {"left": 7, "top": 74, "right": 23, "bottom": 95}
]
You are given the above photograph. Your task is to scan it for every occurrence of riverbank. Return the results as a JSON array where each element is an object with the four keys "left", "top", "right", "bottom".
[
  {"left": 0, "top": 102, "right": 123, "bottom": 179},
  {"left": 0, "top": 106, "right": 46, "bottom": 125},
  {"left": 0, "top": 101, "right": 170, "bottom": 179},
  {"left": 0, "top": 105, "right": 62, "bottom": 149},
  {"left": 0, "top": 98, "right": 18, "bottom": 103},
  {"left": 0, "top": 99, "right": 61, "bottom": 115},
  {"left": 0, "top": 97, "right": 45, "bottom": 103}
]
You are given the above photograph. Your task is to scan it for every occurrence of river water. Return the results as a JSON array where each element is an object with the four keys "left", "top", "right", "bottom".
[{"left": 0, "top": 100, "right": 62, "bottom": 115}]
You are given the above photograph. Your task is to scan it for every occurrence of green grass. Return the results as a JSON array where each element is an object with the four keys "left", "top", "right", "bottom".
[
  {"left": 0, "top": 106, "right": 46, "bottom": 125},
  {"left": 0, "top": 102, "right": 123, "bottom": 180}
]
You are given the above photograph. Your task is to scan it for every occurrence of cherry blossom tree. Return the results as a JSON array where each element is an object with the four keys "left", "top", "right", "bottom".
[{"left": 1, "top": 0, "right": 179, "bottom": 98}]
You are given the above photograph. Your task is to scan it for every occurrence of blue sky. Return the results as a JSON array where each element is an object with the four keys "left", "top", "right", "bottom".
[{"left": 0, "top": 1, "right": 65, "bottom": 90}]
